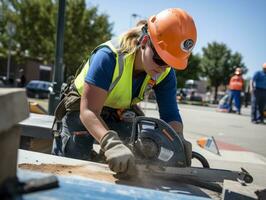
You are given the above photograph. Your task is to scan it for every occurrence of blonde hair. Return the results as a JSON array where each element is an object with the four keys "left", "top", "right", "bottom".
[{"left": 119, "top": 20, "right": 147, "bottom": 54}]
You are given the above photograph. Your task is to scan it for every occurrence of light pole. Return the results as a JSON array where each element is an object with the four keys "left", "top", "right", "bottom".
[
  {"left": 48, "top": 0, "right": 66, "bottom": 115},
  {"left": 6, "top": 22, "right": 16, "bottom": 82},
  {"left": 130, "top": 13, "right": 141, "bottom": 27}
]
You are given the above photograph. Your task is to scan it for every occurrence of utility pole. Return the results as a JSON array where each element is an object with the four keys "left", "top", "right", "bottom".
[{"left": 48, "top": 0, "right": 66, "bottom": 115}]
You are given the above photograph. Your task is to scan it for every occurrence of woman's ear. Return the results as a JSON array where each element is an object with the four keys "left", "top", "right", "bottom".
[{"left": 141, "top": 35, "right": 149, "bottom": 49}]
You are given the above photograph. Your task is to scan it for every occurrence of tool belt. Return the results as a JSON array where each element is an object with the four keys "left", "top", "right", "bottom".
[{"left": 54, "top": 83, "right": 81, "bottom": 121}]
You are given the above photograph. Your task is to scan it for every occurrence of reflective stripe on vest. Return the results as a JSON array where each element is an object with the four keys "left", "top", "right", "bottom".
[{"left": 74, "top": 39, "right": 171, "bottom": 109}]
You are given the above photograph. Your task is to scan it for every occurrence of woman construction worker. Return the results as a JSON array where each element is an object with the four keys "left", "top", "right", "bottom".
[{"left": 52, "top": 8, "right": 197, "bottom": 176}]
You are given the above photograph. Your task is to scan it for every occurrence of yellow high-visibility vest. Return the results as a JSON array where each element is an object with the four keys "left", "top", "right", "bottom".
[{"left": 74, "top": 39, "right": 171, "bottom": 109}]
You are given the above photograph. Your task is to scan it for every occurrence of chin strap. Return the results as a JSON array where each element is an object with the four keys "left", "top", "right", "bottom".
[{"left": 137, "top": 23, "right": 148, "bottom": 47}]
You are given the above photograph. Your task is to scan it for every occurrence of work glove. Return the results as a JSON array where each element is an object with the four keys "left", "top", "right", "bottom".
[
  {"left": 182, "top": 139, "right": 192, "bottom": 166},
  {"left": 100, "top": 130, "right": 136, "bottom": 176}
]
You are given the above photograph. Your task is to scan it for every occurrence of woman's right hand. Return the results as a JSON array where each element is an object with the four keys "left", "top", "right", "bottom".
[{"left": 100, "top": 130, "right": 136, "bottom": 176}]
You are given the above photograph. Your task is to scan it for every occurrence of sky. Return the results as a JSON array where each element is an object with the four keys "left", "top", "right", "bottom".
[{"left": 86, "top": 0, "right": 266, "bottom": 78}]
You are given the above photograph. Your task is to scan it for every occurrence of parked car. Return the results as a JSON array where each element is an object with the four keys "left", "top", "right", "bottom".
[{"left": 26, "top": 80, "right": 53, "bottom": 99}]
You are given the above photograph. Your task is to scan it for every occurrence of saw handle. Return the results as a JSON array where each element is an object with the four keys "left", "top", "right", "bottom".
[{"left": 192, "top": 151, "right": 210, "bottom": 168}]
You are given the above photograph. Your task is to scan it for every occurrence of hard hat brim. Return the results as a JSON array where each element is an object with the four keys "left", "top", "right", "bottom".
[{"left": 160, "top": 51, "right": 188, "bottom": 70}]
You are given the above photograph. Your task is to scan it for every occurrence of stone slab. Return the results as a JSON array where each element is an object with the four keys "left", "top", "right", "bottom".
[
  {"left": 19, "top": 113, "right": 54, "bottom": 139},
  {"left": 0, "top": 88, "right": 29, "bottom": 132},
  {"left": 18, "top": 149, "right": 216, "bottom": 199},
  {"left": 0, "top": 88, "right": 29, "bottom": 183},
  {"left": 0, "top": 126, "right": 21, "bottom": 183}
]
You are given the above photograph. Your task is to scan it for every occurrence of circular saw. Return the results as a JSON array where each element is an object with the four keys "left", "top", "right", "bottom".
[
  {"left": 126, "top": 116, "right": 253, "bottom": 192},
  {"left": 128, "top": 116, "right": 189, "bottom": 167}
]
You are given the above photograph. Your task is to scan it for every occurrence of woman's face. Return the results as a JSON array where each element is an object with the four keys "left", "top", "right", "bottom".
[{"left": 141, "top": 40, "right": 168, "bottom": 77}]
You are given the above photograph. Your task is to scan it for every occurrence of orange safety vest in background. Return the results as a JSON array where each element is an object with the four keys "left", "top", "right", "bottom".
[{"left": 229, "top": 75, "right": 244, "bottom": 91}]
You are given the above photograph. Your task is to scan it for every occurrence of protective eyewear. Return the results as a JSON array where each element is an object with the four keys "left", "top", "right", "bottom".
[
  {"left": 149, "top": 41, "right": 167, "bottom": 66},
  {"left": 140, "top": 24, "right": 167, "bottom": 66}
]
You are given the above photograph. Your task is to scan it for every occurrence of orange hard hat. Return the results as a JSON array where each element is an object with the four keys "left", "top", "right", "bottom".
[
  {"left": 263, "top": 63, "right": 266, "bottom": 68},
  {"left": 148, "top": 8, "right": 197, "bottom": 70}
]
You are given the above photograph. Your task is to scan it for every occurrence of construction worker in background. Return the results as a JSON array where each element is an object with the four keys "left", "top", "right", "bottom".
[
  {"left": 228, "top": 67, "right": 244, "bottom": 114},
  {"left": 250, "top": 63, "right": 266, "bottom": 124},
  {"left": 52, "top": 8, "right": 196, "bottom": 176}
]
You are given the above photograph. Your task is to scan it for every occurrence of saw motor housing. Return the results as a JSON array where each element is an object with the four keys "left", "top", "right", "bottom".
[{"left": 129, "top": 116, "right": 188, "bottom": 167}]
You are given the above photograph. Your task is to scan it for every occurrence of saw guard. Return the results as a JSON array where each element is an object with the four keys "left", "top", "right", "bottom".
[{"left": 129, "top": 116, "right": 188, "bottom": 167}]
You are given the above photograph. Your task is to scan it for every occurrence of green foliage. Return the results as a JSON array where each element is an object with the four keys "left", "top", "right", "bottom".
[
  {"left": 64, "top": 0, "right": 113, "bottom": 76},
  {"left": 200, "top": 41, "right": 247, "bottom": 101},
  {"left": 1, "top": 0, "right": 249, "bottom": 94},
  {"left": 175, "top": 53, "right": 202, "bottom": 88},
  {"left": 0, "top": 0, "right": 11, "bottom": 57},
  {"left": 0, "top": 0, "right": 113, "bottom": 78},
  {"left": 12, "top": 0, "right": 56, "bottom": 63}
]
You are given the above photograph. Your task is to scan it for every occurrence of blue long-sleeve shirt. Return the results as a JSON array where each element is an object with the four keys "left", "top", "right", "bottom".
[
  {"left": 252, "top": 70, "right": 266, "bottom": 90},
  {"left": 85, "top": 47, "right": 182, "bottom": 123}
]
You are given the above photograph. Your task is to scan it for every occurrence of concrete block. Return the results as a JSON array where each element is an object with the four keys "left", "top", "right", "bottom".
[
  {"left": 0, "top": 88, "right": 29, "bottom": 184},
  {"left": 0, "top": 126, "right": 21, "bottom": 183},
  {"left": 19, "top": 113, "right": 54, "bottom": 139},
  {"left": 0, "top": 88, "right": 29, "bottom": 132}
]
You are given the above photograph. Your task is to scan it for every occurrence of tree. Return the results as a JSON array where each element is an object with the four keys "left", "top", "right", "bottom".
[
  {"left": 63, "top": 0, "right": 113, "bottom": 77},
  {"left": 200, "top": 42, "right": 246, "bottom": 102},
  {"left": 12, "top": 0, "right": 56, "bottom": 63},
  {"left": 175, "top": 53, "right": 201, "bottom": 88},
  {"left": 1, "top": 0, "right": 113, "bottom": 79},
  {"left": 0, "top": 0, "right": 9, "bottom": 58}
]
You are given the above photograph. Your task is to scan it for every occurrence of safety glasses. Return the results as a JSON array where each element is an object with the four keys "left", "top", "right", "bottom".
[
  {"left": 149, "top": 41, "right": 167, "bottom": 66},
  {"left": 140, "top": 25, "right": 167, "bottom": 66}
]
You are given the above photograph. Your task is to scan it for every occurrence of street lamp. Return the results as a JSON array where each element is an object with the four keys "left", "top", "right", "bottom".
[
  {"left": 48, "top": 0, "right": 66, "bottom": 115},
  {"left": 130, "top": 13, "right": 141, "bottom": 27},
  {"left": 6, "top": 22, "right": 16, "bottom": 82}
]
